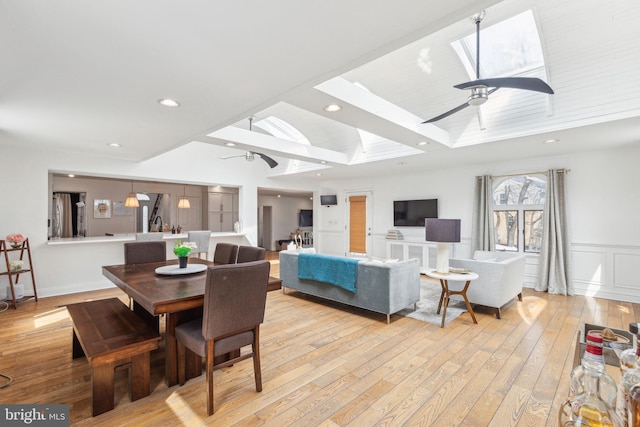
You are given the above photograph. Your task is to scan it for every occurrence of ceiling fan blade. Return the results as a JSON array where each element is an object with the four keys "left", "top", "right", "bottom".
[
  {"left": 422, "top": 101, "right": 471, "bottom": 123},
  {"left": 255, "top": 152, "right": 278, "bottom": 168},
  {"left": 455, "top": 77, "right": 554, "bottom": 94},
  {"left": 220, "top": 154, "right": 246, "bottom": 160},
  {"left": 422, "top": 88, "right": 499, "bottom": 124}
]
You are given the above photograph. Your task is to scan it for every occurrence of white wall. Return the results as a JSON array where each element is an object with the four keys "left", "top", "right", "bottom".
[{"left": 313, "top": 144, "right": 640, "bottom": 302}]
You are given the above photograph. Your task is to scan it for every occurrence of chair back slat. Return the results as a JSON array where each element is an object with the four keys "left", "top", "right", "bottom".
[{"left": 124, "top": 241, "right": 167, "bottom": 264}]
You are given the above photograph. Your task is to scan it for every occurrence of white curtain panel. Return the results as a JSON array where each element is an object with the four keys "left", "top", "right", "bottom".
[
  {"left": 470, "top": 175, "right": 495, "bottom": 253},
  {"left": 536, "top": 169, "right": 572, "bottom": 295}
]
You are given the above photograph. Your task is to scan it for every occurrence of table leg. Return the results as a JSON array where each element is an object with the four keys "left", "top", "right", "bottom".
[
  {"left": 459, "top": 280, "right": 478, "bottom": 324},
  {"left": 133, "top": 300, "right": 159, "bottom": 333},
  {"left": 165, "top": 308, "right": 204, "bottom": 387},
  {"left": 447, "top": 280, "right": 478, "bottom": 325},
  {"left": 164, "top": 313, "right": 179, "bottom": 387},
  {"left": 438, "top": 279, "right": 449, "bottom": 328}
]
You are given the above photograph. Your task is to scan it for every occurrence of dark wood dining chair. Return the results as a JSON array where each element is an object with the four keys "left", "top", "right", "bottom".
[
  {"left": 212, "top": 243, "right": 238, "bottom": 264},
  {"left": 236, "top": 245, "right": 266, "bottom": 263},
  {"left": 175, "top": 260, "right": 271, "bottom": 415},
  {"left": 123, "top": 240, "right": 167, "bottom": 324}
]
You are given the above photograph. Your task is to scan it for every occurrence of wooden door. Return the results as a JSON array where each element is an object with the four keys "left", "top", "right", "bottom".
[{"left": 349, "top": 195, "right": 367, "bottom": 254}]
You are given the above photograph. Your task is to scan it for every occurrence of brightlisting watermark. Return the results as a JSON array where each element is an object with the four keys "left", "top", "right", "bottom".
[{"left": 0, "top": 405, "right": 69, "bottom": 426}]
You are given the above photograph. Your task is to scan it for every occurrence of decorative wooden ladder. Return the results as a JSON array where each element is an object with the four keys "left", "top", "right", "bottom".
[{"left": 1, "top": 238, "right": 38, "bottom": 309}]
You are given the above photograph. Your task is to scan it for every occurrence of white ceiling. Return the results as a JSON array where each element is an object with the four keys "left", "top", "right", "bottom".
[{"left": 2, "top": 0, "right": 639, "bottom": 181}]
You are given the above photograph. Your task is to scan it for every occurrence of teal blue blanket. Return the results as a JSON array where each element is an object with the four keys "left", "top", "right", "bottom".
[{"left": 298, "top": 253, "right": 358, "bottom": 292}]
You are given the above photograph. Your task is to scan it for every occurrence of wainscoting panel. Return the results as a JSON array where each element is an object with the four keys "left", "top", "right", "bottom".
[
  {"left": 371, "top": 234, "right": 388, "bottom": 258},
  {"left": 613, "top": 252, "right": 640, "bottom": 290},
  {"left": 317, "top": 230, "right": 345, "bottom": 256},
  {"left": 571, "top": 244, "right": 640, "bottom": 303},
  {"left": 572, "top": 249, "right": 606, "bottom": 285}
]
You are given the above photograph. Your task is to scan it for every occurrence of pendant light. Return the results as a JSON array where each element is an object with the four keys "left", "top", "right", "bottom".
[
  {"left": 124, "top": 180, "right": 139, "bottom": 208},
  {"left": 178, "top": 184, "right": 190, "bottom": 209}
]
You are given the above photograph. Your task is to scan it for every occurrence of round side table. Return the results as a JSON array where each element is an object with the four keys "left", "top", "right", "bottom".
[{"left": 424, "top": 268, "right": 479, "bottom": 328}]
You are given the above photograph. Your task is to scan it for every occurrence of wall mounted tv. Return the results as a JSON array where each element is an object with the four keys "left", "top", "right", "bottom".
[
  {"left": 299, "top": 209, "right": 313, "bottom": 227},
  {"left": 393, "top": 199, "right": 438, "bottom": 226},
  {"left": 320, "top": 194, "right": 338, "bottom": 206}
]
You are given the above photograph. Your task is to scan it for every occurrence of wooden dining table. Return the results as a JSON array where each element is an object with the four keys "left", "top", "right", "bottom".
[{"left": 102, "top": 258, "right": 281, "bottom": 387}]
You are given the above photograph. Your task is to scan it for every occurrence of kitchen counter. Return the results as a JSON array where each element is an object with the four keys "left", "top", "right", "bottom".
[{"left": 47, "top": 232, "right": 244, "bottom": 245}]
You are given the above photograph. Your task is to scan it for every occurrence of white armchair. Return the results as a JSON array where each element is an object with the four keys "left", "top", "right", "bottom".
[{"left": 448, "top": 250, "right": 526, "bottom": 319}]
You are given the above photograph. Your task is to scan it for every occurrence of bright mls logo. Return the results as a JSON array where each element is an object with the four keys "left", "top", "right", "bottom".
[{"left": 1, "top": 405, "right": 68, "bottom": 426}]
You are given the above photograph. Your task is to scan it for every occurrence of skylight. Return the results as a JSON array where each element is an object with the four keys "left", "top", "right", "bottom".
[
  {"left": 452, "top": 10, "right": 546, "bottom": 80},
  {"left": 254, "top": 116, "right": 311, "bottom": 145}
]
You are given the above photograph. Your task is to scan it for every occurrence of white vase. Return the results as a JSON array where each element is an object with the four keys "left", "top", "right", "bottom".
[{"left": 6, "top": 283, "right": 24, "bottom": 299}]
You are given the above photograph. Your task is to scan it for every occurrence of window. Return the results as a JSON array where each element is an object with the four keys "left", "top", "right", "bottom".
[{"left": 492, "top": 174, "right": 546, "bottom": 253}]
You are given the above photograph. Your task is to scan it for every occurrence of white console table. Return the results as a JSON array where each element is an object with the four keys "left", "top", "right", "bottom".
[{"left": 386, "top": 240, "right": 437, "bottom": 274}]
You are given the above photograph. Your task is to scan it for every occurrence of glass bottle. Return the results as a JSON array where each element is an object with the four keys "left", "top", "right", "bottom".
[
  {"left": 620, "top": 344, "right": 639, "bottom": 373},
  {"left": 570, "top": 333, "right": 619, "bottom": 409},
  {"left": 617, "top": 332, "right": 640, "bottom": 425},
  {"left": 560, "top": 332, "right": 623, "bottom": 426},
  {"left": 619, "top": 368, "right": 640, "bottom": 426}
]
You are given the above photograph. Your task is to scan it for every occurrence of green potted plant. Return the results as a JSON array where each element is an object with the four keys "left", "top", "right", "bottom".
[{"left": 173, "top": 240, "right": 197, "bottom": 268}]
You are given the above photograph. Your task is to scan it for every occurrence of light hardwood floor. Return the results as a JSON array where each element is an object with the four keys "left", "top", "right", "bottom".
[{"left": 1, "top": 252, "right": 636, "bottom": 426}]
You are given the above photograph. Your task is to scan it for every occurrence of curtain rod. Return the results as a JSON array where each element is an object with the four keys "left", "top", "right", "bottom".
[{"left": 478, "top": 168, "right": 570, "bottom": 179}]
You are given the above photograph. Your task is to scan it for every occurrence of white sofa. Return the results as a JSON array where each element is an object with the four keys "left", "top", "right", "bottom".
[{"left": 448, "top": 250, "right": 526, "bottom": 319}]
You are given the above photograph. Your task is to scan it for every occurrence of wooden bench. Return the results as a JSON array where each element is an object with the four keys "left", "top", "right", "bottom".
[{"left": 66, "top": 297, "right": 161, "bottom": 416}]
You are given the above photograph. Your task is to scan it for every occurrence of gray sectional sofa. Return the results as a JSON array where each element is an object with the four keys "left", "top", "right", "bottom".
[{"left": 279, "top": 250, "right": 420, "bottom": 323}]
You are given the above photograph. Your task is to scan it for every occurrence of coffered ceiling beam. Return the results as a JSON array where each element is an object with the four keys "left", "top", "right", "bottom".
[
  {"left": 287, "top": 77, "right": 451, "bottom": 149},
  {"left": 203, "top": 126, "right": 350, "bottom": 165}
]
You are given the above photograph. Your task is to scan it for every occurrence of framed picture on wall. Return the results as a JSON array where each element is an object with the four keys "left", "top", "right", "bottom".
[{"left": 93, "top": 199, "right": 111, "bottom": 219}]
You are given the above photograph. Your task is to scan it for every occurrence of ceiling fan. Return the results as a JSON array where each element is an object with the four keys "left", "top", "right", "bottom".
[
  {"left": 220, "top": 117, "right": 279, "bottom": 168},
  {"left": 422, "top": 10, "right": 554, "bottom": 124}
]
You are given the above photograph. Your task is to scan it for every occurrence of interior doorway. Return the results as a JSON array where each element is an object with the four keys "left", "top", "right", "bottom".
[
  {"left": 260, "top": 206, "right": 273, "bottom": 250},
  {"left": 347, "top": 191, "right": 372, "bottom": 256}
]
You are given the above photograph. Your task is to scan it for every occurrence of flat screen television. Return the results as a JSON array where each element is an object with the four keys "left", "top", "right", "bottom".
[
  {"left": 393, "top": 199, "right": 438, "bottom": 226},
  {"left": 299, "top": 209, "right": 313, "bottom": 227},
  {"left": 320, "top": 194, "right": 338, "bottom": 206}
]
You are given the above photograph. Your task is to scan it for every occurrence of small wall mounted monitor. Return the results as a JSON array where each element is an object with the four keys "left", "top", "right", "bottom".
[
  {"left": 299, "top": 209, "right": 313, "bottom": 227},
  {"left": 393, "top": 199, "right": 438, "bottom": 226},
  {"left": 320, "top": 195, "right": 338, "bottom": 206}
]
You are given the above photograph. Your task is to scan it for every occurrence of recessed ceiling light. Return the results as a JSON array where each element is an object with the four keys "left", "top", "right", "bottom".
[
  {"left": 158, "top": 98, "right": 180, "bottom": 108},
  {"left": 108, "top": 143, "right": 121, "bottom": 148},
  {"left": 316, "top": 173, "right": 322, "bottom": 177},
  {"left": 277, "top": 195, "right": 281, "bottom": 198},
  {"left": 320, "top": 160, "right": 327, "bottom": 164},
  {"left": 225, "top": 142, "right": 236, "bottom": 147},
  {"left": 323, "top": 104, "right": 342, "bottom": 112},
  {"left": 543, "top": 138, "right": 559, "bottom": 144},
  {"left": 67, "top": 174, "right": 75, "bottom": 178},
  {"left": 417, "top": 141, "right": 428, "bottom": 146}
]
